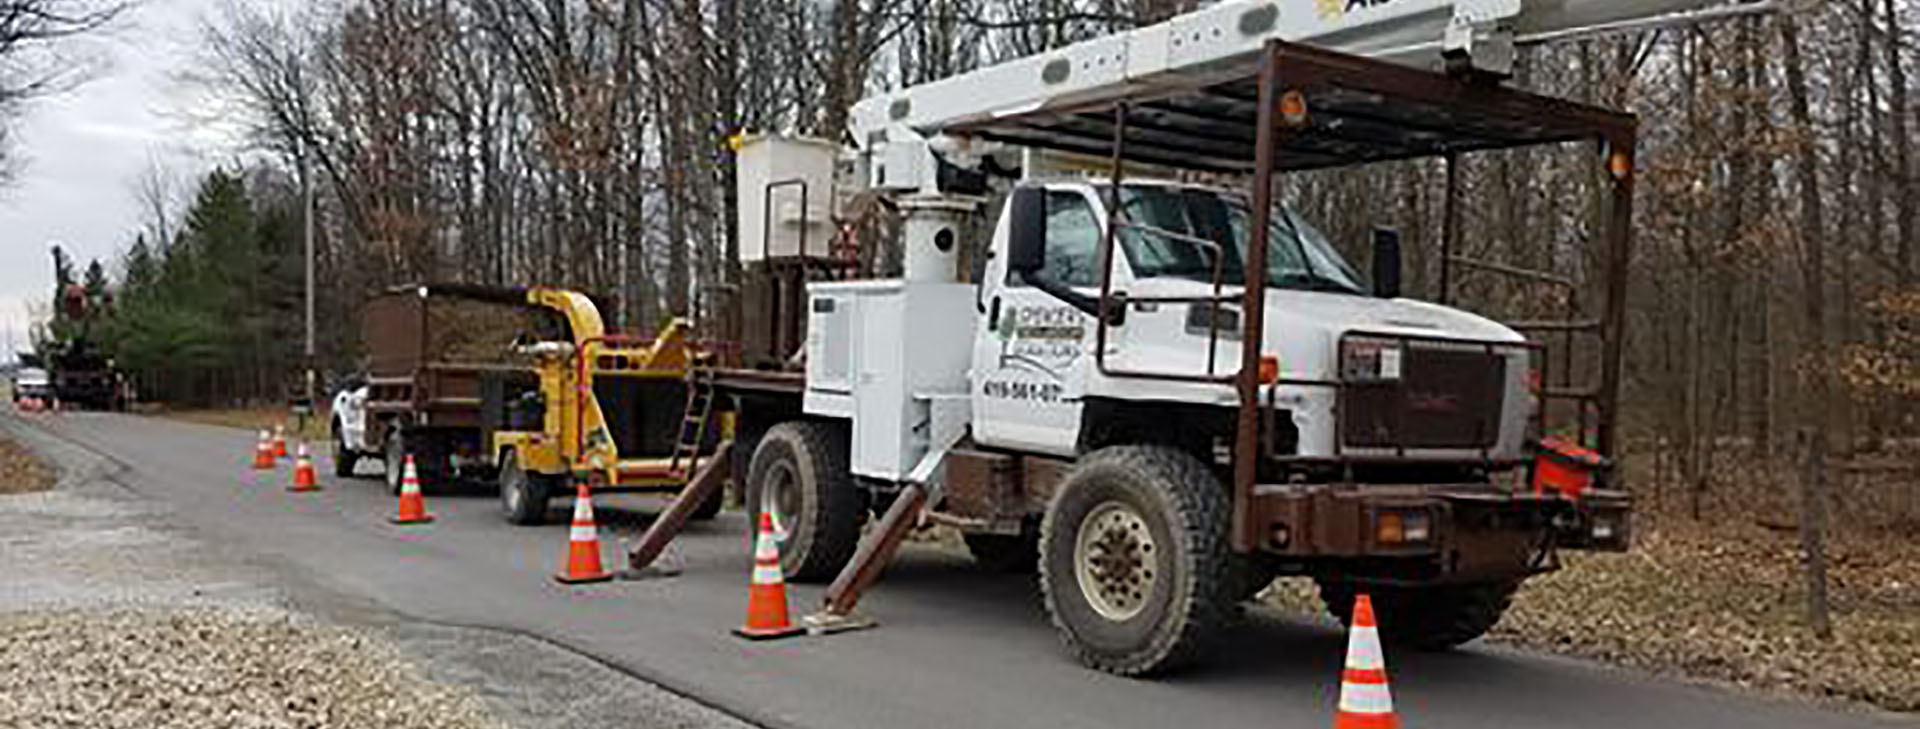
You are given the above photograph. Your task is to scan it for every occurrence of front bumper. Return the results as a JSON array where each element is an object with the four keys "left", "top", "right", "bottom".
[{"left": 1242, "top": 482, "right": 1631, "bottom": 581}]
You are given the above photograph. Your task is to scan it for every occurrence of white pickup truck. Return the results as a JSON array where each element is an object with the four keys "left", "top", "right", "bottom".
[{"left": 329, "top": 377, "right": 376, "bottom": 478}]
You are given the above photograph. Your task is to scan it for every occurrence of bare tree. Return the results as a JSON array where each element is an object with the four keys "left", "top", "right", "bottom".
[{"left": 0, "top": 0, "right": 123, "bottom": 183}]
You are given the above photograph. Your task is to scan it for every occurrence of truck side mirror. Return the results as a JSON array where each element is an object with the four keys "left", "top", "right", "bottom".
[
  {"left": 1006, "top": 187, "right": 1047, "bottom": 275},
  {"left": 1372, "top": 226, "right": 1402, "bottom": 299}
]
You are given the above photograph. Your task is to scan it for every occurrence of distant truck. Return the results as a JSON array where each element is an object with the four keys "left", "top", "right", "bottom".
[
  {"left": 334, "top": 284, "right": 723, "bottom": 523},
  {"left": 47, "top": 342, "right": 123, "bottom": 410}
]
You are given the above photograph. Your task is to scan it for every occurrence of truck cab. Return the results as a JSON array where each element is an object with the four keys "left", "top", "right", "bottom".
[{"left": 972, "top": 179, "right": 1532, "bottom": 469}]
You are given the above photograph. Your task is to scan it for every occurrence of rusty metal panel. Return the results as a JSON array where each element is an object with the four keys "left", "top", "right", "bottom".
[
  {"left": 945, "top": 449, "right": 1020, "bottom": 520},
  {"left": 363, "top": 294, "right": 425, "bottom": 378},
  {"left": 1019, "top": 455, "right": 1072, "bottom": 513}
]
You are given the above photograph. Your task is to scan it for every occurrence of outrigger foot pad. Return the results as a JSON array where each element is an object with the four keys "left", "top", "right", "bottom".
[
  {"left": 620, "top": 543, "right": 686, "bottom": 580},
  {"left": 802, "top": 610, "right": 878, "bottom": 636}
]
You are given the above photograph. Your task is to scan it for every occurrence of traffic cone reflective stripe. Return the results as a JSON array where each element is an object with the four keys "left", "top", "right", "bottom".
[
  {"left": 1333, "top": 594, "right": 1400, "bottom": 729},
  {"left": 555, "top": 483, "right": 612, "bottom": 584},
  {"left": 734, "top": 512, "right": 803, "bottom": 640},
  {"left": 252, "top": 430, "right": 277, "bottom": 470},
  {"left": 389, "top": 456, "right": 434, "bottom": 524},
  {"left": 289, "top": 443, "right": 320, "bottom": 492}
]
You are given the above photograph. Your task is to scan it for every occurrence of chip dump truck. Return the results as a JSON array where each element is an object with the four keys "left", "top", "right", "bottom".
[{"left": 627, "top": 0, "right": 1764, "bottom": 676}]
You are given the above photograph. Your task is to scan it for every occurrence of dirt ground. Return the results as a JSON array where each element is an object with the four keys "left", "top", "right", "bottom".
[
  {"left": 0, "top": 432, "right": 54, "bottom": 494},
  {"left": 157, "top": 406, "right": 329, "bottom": 443}
]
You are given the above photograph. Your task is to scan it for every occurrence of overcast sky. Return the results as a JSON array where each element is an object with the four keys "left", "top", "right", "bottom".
[{"left": 0, "top": 0, "right": 252, "bottom": 363}]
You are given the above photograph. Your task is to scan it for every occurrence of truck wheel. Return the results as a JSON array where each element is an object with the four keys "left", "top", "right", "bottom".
[
  {"left": 1039, "top": 445, "right": 1233, "bottom": 676},
  {"left": 332, "top": 420, "right": 359, "bottom": 478},
  {"left": 384, "top": 429, "right": 406, "bottom": 495},
  {"left": 965, "top": 532, "right": 1038, "bottom": 573},
  {"left": 744, "top": 421, "right": 861, "bottom": 582},
  {"left": 1316, "top": 579, "right": 1519, "bottom": 651},
  {"left": 498, "top": 450, "right": 554, "bottom": 526},
  {"left": 385, "top": 428, "right": 446, "bottom": 495}
]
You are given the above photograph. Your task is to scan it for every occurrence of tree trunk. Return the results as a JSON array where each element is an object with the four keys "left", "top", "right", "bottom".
[
  {"left": 1780, "top": 13, "right": 1833, "bottom": 641},
  {"left": 1884, "top": 0, "right": 1915, "bottom": 276}
]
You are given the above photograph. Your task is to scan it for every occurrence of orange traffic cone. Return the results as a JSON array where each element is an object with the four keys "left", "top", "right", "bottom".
[
  {"left": 251, "top": 430, "right": 277, "bottom": 470},
  {"left": 734, "top": 512, "right": 803, "bottom": 640},
  {"left": 1333, "top": 594, "right": 1400, "bottom": 729},
  {"left": 554, "top": 483, "right": 613, "bottom": 584},
  {"left": 289, "top": 442, "right": 320, "bottom": 492},
  {"left": 389, "top": 455, "right": 435, "bottom": 524},
  {"left": 271, "top": 425, "right": 289, "bottom": 459}
]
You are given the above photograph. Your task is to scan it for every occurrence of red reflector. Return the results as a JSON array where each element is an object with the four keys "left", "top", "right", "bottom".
[{"left": 1533, "top": 436, "right": 1606, "bottom": 499}]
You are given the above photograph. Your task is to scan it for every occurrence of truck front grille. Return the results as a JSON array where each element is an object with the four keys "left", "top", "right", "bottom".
[{"left": 1341, "top": 340, "right": 1507, "bottom": 451}]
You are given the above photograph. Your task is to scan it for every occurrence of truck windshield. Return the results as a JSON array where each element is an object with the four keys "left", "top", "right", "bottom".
[{"left": 1110, "top": 186, "right": 1366, "bottom": 295}]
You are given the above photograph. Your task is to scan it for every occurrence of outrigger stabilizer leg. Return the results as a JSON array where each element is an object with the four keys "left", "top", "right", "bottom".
[
  {"left": 802, "top": 481, "right": 930, "bottom": 635},
  {"left": 803, "top": 425, "right": 961, "bottom": 634},
  {"left": 622, "top": 441, "right": 734, "bottom": 579}
]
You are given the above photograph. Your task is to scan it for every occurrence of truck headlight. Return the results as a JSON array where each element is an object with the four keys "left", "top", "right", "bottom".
[{"left": 1342, "top": 337, "right": 1404, "bottom": 381}]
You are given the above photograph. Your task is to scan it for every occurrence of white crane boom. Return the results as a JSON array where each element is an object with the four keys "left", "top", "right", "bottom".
[{"left": 849, "top": 0, "right": 1770, "bottom": 189}]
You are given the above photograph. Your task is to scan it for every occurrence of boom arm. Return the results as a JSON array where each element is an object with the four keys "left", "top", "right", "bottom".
[{"left": 849, "top": 0, "right": 1759, "bottom": 190}]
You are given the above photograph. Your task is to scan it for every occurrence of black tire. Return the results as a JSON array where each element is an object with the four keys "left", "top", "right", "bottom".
[
  {"left": 1038, "top": 445, "right": 1233, "bottom": 676},
  {"left": 498, "top": 449, "right": 555, "bottom": 526},
  {"left": 1225, "top": 555, "right": 1277, "bottom": 603},
  {"left": 332, "top": 419, "right": 360, "bottom": 478},
  {"left": 1316, "top": 579, "right": 1519, "bottom": 651},
  {"left": 744, "top": 421, "right": 862, "bottom": 582},
  {"left": 385, "top": 427, "right": 446, "bottom": 495},
  {"left": 965, "top": 532, "right": 1039, "bottom": 573},
  {"left": 384, "top": 428, "right": 406, "bottom": 495}
]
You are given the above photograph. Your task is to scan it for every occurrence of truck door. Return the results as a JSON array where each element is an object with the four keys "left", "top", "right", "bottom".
[{"left": 971, "top": 186, "right": 1109, "bottom": 456}]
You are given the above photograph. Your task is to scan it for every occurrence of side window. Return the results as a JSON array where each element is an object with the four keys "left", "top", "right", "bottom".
[{"left": 1009, "top": 190, "right": 1102, "bottom": 287}]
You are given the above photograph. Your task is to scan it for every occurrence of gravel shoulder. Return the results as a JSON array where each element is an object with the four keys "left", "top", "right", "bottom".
[{"left": 0, "top": 414, "right": 755, "bottom": 729}]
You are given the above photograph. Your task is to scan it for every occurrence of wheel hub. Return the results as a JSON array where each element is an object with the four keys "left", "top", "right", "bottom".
[
  {"left": 1074, "top": 502, "right": 1157, "bottom": 621},
  {"left": 763, "top": 461, "right": 801, "bottom": 542}
]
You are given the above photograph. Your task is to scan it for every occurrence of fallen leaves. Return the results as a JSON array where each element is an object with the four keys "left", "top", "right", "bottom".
[{"left": 0, "top": 434, "right": 54, "bottom": 494}]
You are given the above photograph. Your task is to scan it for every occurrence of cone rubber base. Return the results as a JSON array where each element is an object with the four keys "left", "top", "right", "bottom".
[
  {"left": 389, "top": 515, "right": 435, "bottom": 524},
  {"left": 732, "top": 624, "right": 805, "bottom": 641},
  {"left": 802, "top": 610, "right": 877, "bottom": 636},
  {"left": 288, "top": 485, "right": 322, "bottom": 493},
  {"left": 555, "top": 570, "right": 614, "bottom": 584}
]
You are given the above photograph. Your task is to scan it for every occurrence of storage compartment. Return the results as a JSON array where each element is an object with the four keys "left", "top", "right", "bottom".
[{"left": 803, "top": 281, "right": 974, "bottom": 480}]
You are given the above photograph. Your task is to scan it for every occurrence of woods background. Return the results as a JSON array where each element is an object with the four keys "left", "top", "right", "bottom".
[{"left": 24, "top": 0, "right": 1920, "bottom": 535}]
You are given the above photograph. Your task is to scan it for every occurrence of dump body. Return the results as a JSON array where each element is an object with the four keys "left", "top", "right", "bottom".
[{"left": 359, "top": 288, "right": 543, "bottom": 458}]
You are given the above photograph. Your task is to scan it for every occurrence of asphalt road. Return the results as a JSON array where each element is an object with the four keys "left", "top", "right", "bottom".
[{"left": 15, "top": 411, "right": 1907, "bottom": 729}]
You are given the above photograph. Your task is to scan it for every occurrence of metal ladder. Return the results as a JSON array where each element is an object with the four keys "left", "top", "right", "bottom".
[{"left": 668, "top": 361, "right": 717, "bottom": 478}]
